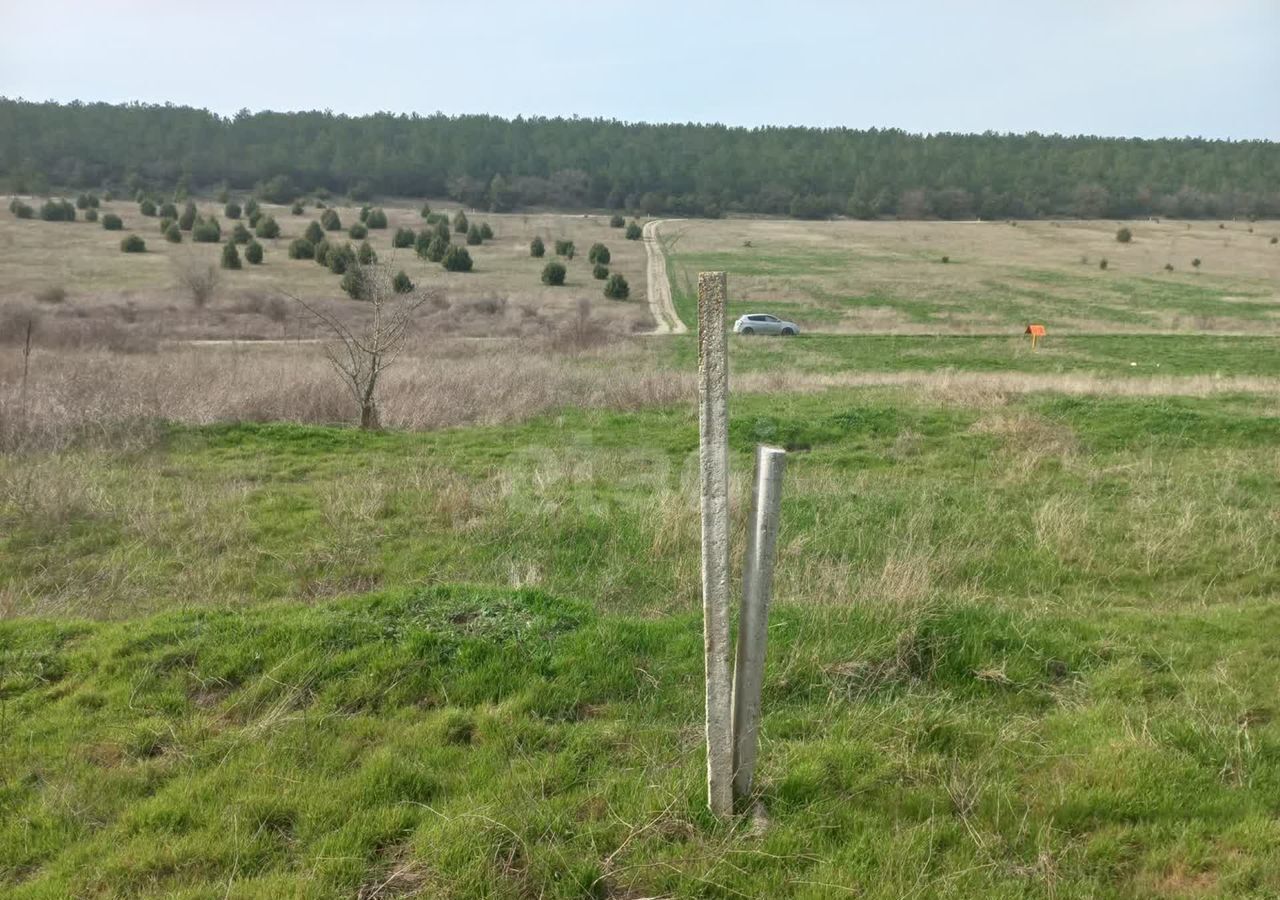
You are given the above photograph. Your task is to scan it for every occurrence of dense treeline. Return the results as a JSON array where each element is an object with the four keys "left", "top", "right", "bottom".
[{"left": 2, "top": 99, "right": 1278, "bottom": 219}]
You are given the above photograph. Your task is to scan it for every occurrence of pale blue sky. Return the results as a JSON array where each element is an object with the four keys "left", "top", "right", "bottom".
[{"left": 3, "top": 0, "right": 1277, "bottom": 139}]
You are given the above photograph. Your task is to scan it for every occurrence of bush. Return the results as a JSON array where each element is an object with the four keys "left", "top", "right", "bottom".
[
  {"left": 610, "top": 214, "right": 625, "bottom": 228},
  {"left": 314, "top": 239, "right": 331, "bottom": 265},
  {"left": 393, "top": 270, "right": 414, "bottom": 293},
  {"left": 603, "top": 272, "right": 630, "bottom": 299},
  {"left": 419, "top": 202, "right": 431, "bottom": 218},
  {"left": 225, "top": 201, "right": 242, "bottom": 219},
  {"left": 554, "top": 239, "right": 575, "bottom": 259},
  {"left": 245, "top": 239, "right": 264, "bottom": 264},
  {"left": 434, "top": 220, "right": 451, "bottom": 242},
  {"left": 340, "top": 267, "right": 368, "bottom": 300},
  {"left": 442, "top": 245, "right": 473, "bottom": 272},
  {"left": 592, "top": 263, "right": 609, "bottom": 280},
  {"left": 1164, "top": 263, "right": 1174, "bottom": 272},
  {"left": 84, "top": 208, "right": 98, "bottom": 222},
  {"left": 75, "top": 193, "right": 95, "bottom": 210},
  {"left": 159, "top": 202, "right": 178, "bottom": 219},
  {"left": 425, "top": 212, "right": 446, "bottom": 225},
  {"left": 178, "top": 202, "right": 197, "bottom": 231},
  {"left": 139, "top": 198, "right": 156, "bottom": 217},
  {"left": 244, "top": 198, "right": 260, "bottom": 220},
  {"left": 1099, "top": 258, "right": 1108, "bottom": 270},
  {"left": 256, "top": 216, "right": 281, "bottom": 239},
  {"left": 358, "top": 205, "right": 371, "bottom": 223},
  {"left": 328, "top": 243, "right": 356, "bottom": 274},
  {"left": 1192, "top": 257, "right": 1202, "bottom": 270},
  {"left": 321, "top": 208, "right": 342, "bottom": 231},
  {"left": 941, "top": 255, "right": 950, "bottom": 264},
  {"left": 625, "top": 222, "right": 642, "bottom": 240},
  {"left": 541, "top": 260, "right": 567, "bottom": 285},
  {"left": 365, "top": 208, "right": 388, "bottom": 229},
  {"left": 1271, "top": 237, "right": 1278, "bottom": 245},
  {"left": 392, "top": 227, "right": 415, "bottom": 248},
  {"left": 158, "top": 217, "right": 174, "bottom": 233},
  {"left": 1116, "top": 227, "right": 1132, "bottom": 243},
  {"left": 414, "top": 230, "right": 432, "bottom": 258},
  {"left": 193, "top": 217, "right": 222, "bottom": 243},
  {"left": 215, "top": 186, "right": 229, "bottom": 203},
  {"left": 232, "top": 223, "right": 252, "bottom": 244},
  {"left": 12, "top": 201, "right": 34, "bottom": 219},
  {"left": 102, "top": 213, "right": 124, "bottom": 230},
  {"left": 304, "top": 221, "right": 325, "bottom": 244},
  {"left": 40, "top": 199, "right": 76, "bottom": 221},
  {"left": 288, "top": 238, "right": 314, "bottom": 259},
  {"left": 349, "top": 222, "right": 368, "bottom": 240},
  {"left": 120, "top": 234, "right": 146, "bottom": 253},
  {"left": 164, "top": 223, "right": 182, "bottom": 243},
  {"left": 357, "top": 240, "right": 376, "bottom": 264},
  {"left": 291, "top": 201, "right": 304, "bottom": 215},
  {"left": 588, "top": 242, "right": 610, "bottom": 264},
  {"left": 530, "top": 236, "right": 545, "bottom": 258},
  {"left": 248, "top": 210, "right": 262, "bottom": 228},
  {"left": 466, "top": 224, "right": 482, "bottom": 245},
  {"left": 426, "top": 234, "right": 449, "bottom": 262},
  {"left": 221, "top": 241, "right": 241, "bottom": 269},
  {"left": 453, "top": 210, "right": 469, "bottom": 234},
  {"left": 479, "top": 222, "right": 494, "bottom": 240},
  {"left": 35, "top": 286, "right": 67, "bottom": 304}
]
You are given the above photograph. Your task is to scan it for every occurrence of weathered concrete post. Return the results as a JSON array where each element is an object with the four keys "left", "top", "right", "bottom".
[
  {"left": 697, "top": 271, "right": 733, "bottom": 818},
  {"left": 732, "top": 444, "right": 787, "bottom": 800}
]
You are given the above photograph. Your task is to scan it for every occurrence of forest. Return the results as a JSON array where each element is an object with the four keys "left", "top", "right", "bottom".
[{"left": 2, "top": 98, "right": 1278, "bottom": 220}]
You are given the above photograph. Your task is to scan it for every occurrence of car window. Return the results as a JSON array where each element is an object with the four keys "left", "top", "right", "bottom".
[
  {"left": 763, "top": 316, "right": 778, "bottom": 322},
  {"left": 748, "top": 315, "right": 766, "bottom": 321}
]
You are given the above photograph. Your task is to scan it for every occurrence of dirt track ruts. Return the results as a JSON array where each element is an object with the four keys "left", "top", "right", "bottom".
[{"left": 643, "top": 220, "right": 687, "bottom": 334}]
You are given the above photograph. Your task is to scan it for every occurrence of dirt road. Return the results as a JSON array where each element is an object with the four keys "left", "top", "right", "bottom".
[{"left": 643, "top": 220, "right": 687, "bottom": 334}]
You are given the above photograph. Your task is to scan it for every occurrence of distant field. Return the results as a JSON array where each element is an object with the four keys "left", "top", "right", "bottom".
[
  {"left": 0, "top": 197, "right": 653, "bottom": 340},
  {"left": 662, "top": 218, "right": 1280, "bottom": 334}
]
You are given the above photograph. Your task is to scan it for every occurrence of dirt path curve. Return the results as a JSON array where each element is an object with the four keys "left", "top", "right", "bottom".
[{"left": 644, "top": 219, "right": 687, "bottom": 334}]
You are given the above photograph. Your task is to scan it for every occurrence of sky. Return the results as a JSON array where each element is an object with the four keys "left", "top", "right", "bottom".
[{"left": 2, "top": 0, "right": 1277, "bottom": 140}]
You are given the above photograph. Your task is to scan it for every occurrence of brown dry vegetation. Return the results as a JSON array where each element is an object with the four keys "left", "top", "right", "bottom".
[{"left": 0, "top": 197, "right": 652, "bottom": 341}]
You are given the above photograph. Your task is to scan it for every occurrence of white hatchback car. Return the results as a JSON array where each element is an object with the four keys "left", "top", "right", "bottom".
[{"left": 733, "top": 313, "right": 800, "bottom": 336}]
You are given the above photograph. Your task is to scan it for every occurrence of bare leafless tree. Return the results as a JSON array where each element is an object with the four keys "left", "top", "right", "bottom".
[
  {"left": 173, "top": 254, "right": 220, "bottom": 307},
  {"left": 284, "top": 264, "right": 433, "bottom": 429}
]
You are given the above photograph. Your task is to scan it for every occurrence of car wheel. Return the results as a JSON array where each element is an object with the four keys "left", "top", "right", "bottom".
[
  {"left": 740, "top": 327, "right": 754, "bottom": 335},
  {"left": 781, "top": 327, "right": 796, "bottom": 336}
]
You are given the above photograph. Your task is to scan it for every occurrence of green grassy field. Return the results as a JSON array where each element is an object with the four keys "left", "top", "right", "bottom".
[
  {"left": 661, "top": 218, "right": 1280, "bottom": 334},
  {"left": 6, "top": 379, "right": 1280, "bottom": 896}
]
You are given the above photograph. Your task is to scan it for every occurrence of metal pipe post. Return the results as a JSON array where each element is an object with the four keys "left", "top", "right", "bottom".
[{"left": 732, "top": 444, "right": 787, "bottom": 800}]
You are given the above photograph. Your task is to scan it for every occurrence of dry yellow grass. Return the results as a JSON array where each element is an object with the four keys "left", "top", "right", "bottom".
[{"left": 0, "top": 197, "right": 652, "bottom": 339}]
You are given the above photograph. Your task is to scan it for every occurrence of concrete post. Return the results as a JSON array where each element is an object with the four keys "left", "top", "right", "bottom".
[
  {"left": 732, "top": 445, "right": 787, "bottom": 800},
  {"left": 697, "top": 271, "right": 733, "bottom": 818}
]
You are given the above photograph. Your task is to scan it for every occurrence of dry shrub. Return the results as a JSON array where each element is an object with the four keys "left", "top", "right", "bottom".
[
  {"left": 173, "top": 256, "right": 220, "bottom": 307},
  {"left": 35, "top": 286, "right": 67, "bottom": 305},
  {"left": 229, "top": 292, "right": 289, "bottom": 323}
]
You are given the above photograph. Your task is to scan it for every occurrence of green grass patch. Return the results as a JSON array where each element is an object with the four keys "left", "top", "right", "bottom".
[
  {"left": 5, "top": 584, "right": 1280, "bottom": 896},
  {"left": 6, "top": 389, "right": 1280, "bottom": 894}
]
